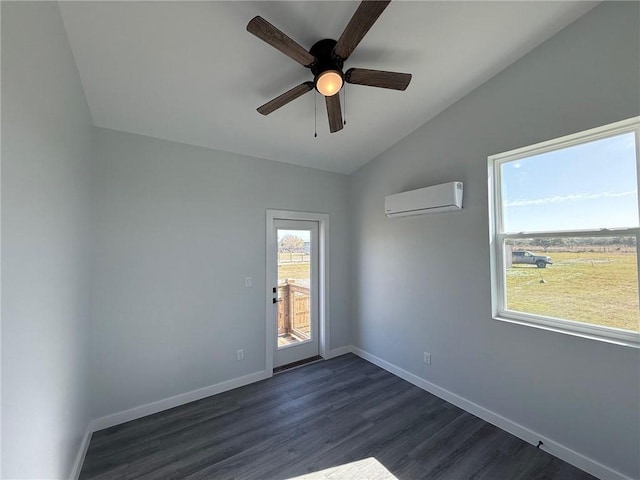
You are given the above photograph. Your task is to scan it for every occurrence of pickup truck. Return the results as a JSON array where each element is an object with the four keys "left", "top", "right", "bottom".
[{"left": 512, "top": 250, "right": 553, "bottom": 268}]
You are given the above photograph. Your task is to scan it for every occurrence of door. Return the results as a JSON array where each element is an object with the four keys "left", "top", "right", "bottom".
[{"left": 271, "top": 219, "right": 319, "bottom": 367}]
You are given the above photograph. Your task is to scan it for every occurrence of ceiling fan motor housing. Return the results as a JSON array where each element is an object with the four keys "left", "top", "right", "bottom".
[{"left": 309, "top": 39, "right": 344, "bottom": 88}]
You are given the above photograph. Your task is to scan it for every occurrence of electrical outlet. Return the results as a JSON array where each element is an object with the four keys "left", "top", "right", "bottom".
[
  {"left": 237, "top": 349, "right": 244, "bottom": 361},
  {"left": 245, "top": 277, "right": 252, "bottom": 287},
  {"left": 423, "top": 352, "right": 431, "bottom": 365}
]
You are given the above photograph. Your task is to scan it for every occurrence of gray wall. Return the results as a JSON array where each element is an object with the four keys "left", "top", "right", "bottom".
[
  {"left": 90, "top": 128, "right": 350, "bottom": 418},
  {"left": 3, "top": 1, "right": 638, "bottom": 478},
  {"left": 1, "top": 2, "right": 93, "bottom": 478},
  {"left": 349, "top": 3, "right": 640, "bottom": 478}
]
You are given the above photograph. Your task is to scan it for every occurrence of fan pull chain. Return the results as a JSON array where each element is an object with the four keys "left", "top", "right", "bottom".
[
  {"left": 343, "top": 85, "right": 347, "bottom": 126},
  {"left": 314, "top": 92, "right": 318, "bottom": 138}
]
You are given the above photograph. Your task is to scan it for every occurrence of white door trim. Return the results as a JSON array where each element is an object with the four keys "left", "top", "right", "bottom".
[{"left": 266, "top": 210, "right": 330, "bottom": 374}]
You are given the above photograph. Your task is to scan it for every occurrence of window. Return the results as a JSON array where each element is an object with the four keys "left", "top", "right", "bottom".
[{"left": 489, "top": 118, "right": 640, "bottom": 347}]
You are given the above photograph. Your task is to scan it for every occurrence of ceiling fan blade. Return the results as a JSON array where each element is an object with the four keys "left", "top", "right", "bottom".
[
  {"left": 325, "top": 93, "right": 343, "bottom": 133},
  {"left": 333, "top": 1, "right": 391, "bottom": 61},
  {"left": 257, "top": 82, "right": 314, "bottom": 115},
  {"left": 247, "top": 16, "right": 317, "bottom": 67},
  {"left": 345, "top": 68, "right": 412, "bottom": 91}
]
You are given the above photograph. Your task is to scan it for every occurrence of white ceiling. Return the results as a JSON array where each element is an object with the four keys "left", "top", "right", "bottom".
[{"left": 59, "top": 1, "right": 596, "bottom": 174}]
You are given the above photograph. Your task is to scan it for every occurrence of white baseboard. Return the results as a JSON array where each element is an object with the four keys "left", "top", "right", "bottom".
[
  {"left": 90, "top": 369, "right": 270, "bottom": 432},
  {"left": 69, "top": 426, "right": 92, "bottom": 480},
  {"left": 325, "top": 345, "right": 353, "bottom": 359},
  {"left": 351, "top": 346, "right": 632, "bottom": 480}
]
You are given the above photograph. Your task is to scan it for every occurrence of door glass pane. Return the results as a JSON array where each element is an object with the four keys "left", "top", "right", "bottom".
[{"left": 277, "top": 229, "right": 312, "bottom": 348}]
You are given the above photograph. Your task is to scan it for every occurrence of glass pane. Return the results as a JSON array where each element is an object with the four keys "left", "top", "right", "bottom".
[
  {"left": 501, "top": 132, "right": 639, "bottom": 233},
  {"left": 505, "top": 237, "right": 639, "bottom": 332},
  {"left": 277, "top": 229, "right": 311, "bottom": 348}
]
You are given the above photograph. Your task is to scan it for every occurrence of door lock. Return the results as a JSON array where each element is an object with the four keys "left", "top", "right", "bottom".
[{"left": 272, "top": 297, "right": 282, "bottom": 304}]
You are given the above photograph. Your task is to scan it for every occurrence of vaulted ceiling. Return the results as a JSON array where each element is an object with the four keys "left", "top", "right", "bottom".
[{"left": 59, "top": 1, "right": 596, "bottom": 174}]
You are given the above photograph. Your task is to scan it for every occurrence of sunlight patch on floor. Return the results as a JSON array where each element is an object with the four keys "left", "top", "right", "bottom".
[{"left": 285, "top": 457, "right": 397, "bottom": 479}]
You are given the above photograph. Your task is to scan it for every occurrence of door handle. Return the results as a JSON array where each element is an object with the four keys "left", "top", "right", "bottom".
[{"left": 273, "top": 297, "right": 282, "bottom": 304}]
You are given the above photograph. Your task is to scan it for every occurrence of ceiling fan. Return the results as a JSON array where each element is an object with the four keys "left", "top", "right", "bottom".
[{"left": 247, "top": 0, "right": 412, "bottom": 133}]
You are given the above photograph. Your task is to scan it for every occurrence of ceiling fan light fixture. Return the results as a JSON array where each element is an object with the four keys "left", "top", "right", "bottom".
[
  {"left": 315, "top": 70, "right": 343, "bottom": 97},
  {"left": 248, "top": 2, "right": 410, "bottom": 133}
]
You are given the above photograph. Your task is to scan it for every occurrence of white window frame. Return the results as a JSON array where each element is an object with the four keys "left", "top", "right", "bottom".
[{"left": 488, "top": 117, "right": 640, "bottom": 348}]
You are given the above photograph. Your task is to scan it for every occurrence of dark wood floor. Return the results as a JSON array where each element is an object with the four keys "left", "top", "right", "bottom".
[{"left": 80, "top": 354, "right": 596, "bottom": 479}]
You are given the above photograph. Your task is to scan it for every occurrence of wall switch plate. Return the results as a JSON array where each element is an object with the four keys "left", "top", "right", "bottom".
[
  {"left": 245, "top": 277, "right": 252, "bottom": 287},
  {"left": 237, "top": 349, "right": 244, "bottom": 361},
  {"left": 424, "top": 352, "right": 431, "bottom": 365}
]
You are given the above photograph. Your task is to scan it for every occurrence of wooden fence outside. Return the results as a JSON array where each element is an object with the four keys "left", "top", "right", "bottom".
[
  {"left": 277, "top": 279, "right": 310, "bottom": 340},
  {"left": 278, "top": 252, "right": 311, "bottom": 264}
]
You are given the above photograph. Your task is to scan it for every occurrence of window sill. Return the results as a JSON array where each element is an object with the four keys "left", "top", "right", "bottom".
[{"left": 494, "top": 312, "right": 640, "bottom": 349}]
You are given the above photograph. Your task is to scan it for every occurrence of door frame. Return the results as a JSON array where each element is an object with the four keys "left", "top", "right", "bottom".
[{"left": 266, "top": 210, "right": 329, "bottom": 375}]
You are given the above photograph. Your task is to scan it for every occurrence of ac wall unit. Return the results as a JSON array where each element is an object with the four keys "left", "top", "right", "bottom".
[{"left": 385, "top": 181, "right": 463, "bottom": 218}]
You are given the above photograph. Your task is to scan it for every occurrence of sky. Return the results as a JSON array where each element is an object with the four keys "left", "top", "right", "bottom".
[
  {"left": 277, "top": 229, "right": 311, "bottom": 242},
  {"left": 501, "top": 131, "right": 639, "bottom": 233}
]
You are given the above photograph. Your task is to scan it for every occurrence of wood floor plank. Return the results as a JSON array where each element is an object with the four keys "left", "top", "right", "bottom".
[{"left": 80, "top": 354, "right": 596, "bottom": 480}]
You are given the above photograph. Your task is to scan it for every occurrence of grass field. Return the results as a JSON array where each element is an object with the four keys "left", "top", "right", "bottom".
[
  {"left": 278, "top": 261, "right": 310, "bottom": 283},
  {"left": 506, "top": 251, "right": 639, "bottom": 332}
]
